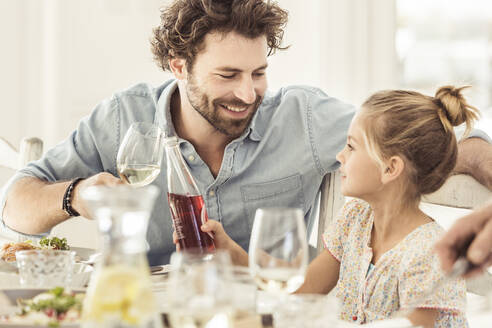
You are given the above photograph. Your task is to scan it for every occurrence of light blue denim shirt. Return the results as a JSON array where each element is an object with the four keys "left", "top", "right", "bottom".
[
  {"left": 2, "top": 79, "right": 490, "bottom": 265},
  {"left": 0, "top": 79, "right": 355, "bottom": 264}
]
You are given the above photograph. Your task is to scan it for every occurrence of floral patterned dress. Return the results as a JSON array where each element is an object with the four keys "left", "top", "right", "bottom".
[{"left": 323, "top": 199, "right": 468, "bottom": 327}]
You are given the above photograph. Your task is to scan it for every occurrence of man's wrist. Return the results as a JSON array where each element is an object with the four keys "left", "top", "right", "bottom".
[{"left": 62, "top": 178, "right": 84, "bottom": 217}]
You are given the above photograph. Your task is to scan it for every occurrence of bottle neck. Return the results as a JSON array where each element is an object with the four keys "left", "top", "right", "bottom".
[{"left": 166, "top": 144, "right": 201, "bottom": 196}]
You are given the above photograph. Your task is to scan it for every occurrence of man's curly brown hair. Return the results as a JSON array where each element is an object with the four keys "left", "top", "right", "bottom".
[{"left": 151, "top": 0, "right": 288, "bottom": 72}]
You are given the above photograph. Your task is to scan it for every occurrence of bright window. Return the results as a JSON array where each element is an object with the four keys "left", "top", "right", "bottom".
[{"left": 397, "top": 0, "right": 492, "bottom": 135}]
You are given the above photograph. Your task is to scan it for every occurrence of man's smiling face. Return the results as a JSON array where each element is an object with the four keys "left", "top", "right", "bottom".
[{"left": 184, "top": 31, "right": 268, "bottom": 138}]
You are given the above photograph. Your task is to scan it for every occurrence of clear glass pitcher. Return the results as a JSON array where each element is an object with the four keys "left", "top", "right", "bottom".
[{"left": 80, "top": 184, "right": 161, "bottom": 328}]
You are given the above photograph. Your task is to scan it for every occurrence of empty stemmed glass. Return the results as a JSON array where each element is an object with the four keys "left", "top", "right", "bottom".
[
  {"left": 248, "top": 207, "right": 309, "bottom": 295},
  {"left": 117, "top": 122, "right": 164, "bottom": 187},
  {"left": 166, "top": 250, "right": 235, "bottom": 328}
]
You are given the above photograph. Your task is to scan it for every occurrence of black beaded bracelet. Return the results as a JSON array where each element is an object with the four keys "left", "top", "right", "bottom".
[{"left": 62, "top": 178, "right": 83, "bottom": 217}]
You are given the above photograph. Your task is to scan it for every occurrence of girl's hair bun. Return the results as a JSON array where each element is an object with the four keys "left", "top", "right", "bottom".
[{"left": 434, "top": 85, "right": 480, "bottom": 136}]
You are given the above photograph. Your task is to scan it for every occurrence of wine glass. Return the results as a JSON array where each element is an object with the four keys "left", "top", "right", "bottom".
[
  {"left": 248, "top": 207, "right": 309, "bottom": 295},
  {"left": 117, "top": 122, "right": 164, "bottom": 187},
  {"left": 166, "top": 250, "right": 235, "bottom": 328}
]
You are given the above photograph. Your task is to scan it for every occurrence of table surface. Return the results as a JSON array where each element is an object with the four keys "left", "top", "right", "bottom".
[{"left": 1, "top": 270, "right": 491, "bottom": 327}]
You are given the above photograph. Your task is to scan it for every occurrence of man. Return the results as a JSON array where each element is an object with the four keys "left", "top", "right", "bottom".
[
  {"left": 2, "top": 0, "right": 492, "bottom": 265},
  {"left": 435, "top": 200, "right": 492, "bottom": 277}
]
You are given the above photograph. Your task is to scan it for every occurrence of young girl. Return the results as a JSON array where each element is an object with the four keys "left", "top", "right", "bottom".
[{"left": 198, "top": 85, "right": 479, "bottom": 327}]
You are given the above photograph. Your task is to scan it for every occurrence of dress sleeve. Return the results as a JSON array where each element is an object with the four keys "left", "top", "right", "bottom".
[
  {"left": 398, "top": 248, "right": 467, "bottom": 313},
  {"left": 322, "top": 199, "right": 360, "bottom": 262}
]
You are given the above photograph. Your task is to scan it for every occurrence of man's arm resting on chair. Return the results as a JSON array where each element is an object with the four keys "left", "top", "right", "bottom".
[
  {"left": 3, "top": 173, "right": 122, "bottom": 234},
  {"left": 455, "top": 137, "right": 492, "bottom": 190}
]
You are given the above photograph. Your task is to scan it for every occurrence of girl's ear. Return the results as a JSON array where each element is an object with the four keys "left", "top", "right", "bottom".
[
  {"left": 169, "top": 58, "right": 188, "bottom": 80},
  {"left": 381, "top": 155, "right": 405, "bottom": 184}
]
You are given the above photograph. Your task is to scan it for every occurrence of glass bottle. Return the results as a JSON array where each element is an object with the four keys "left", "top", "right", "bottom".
[
  {"left": 164, "top": 136, "right": 216, "bottom": 253},
  {"left": 80, "top": 185, "right": 161, "bottom": 328}
]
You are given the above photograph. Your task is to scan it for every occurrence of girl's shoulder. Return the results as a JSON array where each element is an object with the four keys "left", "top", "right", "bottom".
[
  {"left": 399, "top": 221, "right": 445, "bottom": 266},
  {"left": 407, "top": 220, "right": 445, "bottom": 248},
  {"left": 327, "top": 198, "right": 372, "bottom": 236},
  {"left": 342, "top": 198, "right": 371, "bottom": 214},
  {"left": 341, "top": 198, "right": 373, "bottom": 223}
]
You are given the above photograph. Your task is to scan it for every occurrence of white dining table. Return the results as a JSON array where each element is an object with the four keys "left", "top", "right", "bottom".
[{"left": 2, "top": 269, "right": 491, "bottom": 327}]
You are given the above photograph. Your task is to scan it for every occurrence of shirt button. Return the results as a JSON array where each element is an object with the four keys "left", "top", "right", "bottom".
[
  {"left": 352, "top": 316, "right": 357, "bottom": 321},
  {"left": 209, "top": 190, "right": 215, "bottom": 197},
  {"left": 188, "top": 155, "right": 195, "bottom": 161}
]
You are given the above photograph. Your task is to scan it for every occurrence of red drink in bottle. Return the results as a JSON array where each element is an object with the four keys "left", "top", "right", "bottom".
[
  {"left": 165, "top": 136, "right": 216, "bottom": 253},
  {"left": 167, "top": 193, "right": 215, "bottom": 252}
]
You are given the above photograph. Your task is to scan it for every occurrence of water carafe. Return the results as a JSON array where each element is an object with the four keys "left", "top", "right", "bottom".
[{"left": 80, "top": 185, "right": 161, "bottom": 328}]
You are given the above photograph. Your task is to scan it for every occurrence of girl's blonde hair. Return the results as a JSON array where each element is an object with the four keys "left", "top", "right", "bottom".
[{"left": 360, "top": 86, "right": 480, "bottom": 201}]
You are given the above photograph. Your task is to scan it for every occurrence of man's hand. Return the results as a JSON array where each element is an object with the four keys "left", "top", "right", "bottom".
[
  {"left": 435, "top": 200, "right": 492, "bottom": 277},
  {"left": 71, "top": 172, "right": 124, "bottom": 218}
]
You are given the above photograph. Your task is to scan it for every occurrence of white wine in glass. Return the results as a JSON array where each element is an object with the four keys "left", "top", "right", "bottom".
[
  {"left": 118, "top": 163, "right": 161, "bottom": 187},
  {"left": 249, "top": 207, "right": 308, "bottom": 295},
  {"left": 117, "top": 122, "right": 164, "bottom": 187}
]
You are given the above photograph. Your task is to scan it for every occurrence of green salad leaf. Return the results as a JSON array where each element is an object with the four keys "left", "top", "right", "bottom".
[
  {"left": 39, "top": 237, "right": 70, "bottom": 250},
  {"left": 19, "top": 287, "right": 83, "bottom": 314}
]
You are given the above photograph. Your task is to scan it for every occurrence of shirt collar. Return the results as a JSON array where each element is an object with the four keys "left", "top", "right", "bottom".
[
  {"left": 247, "top": 91, "right": 276, "bottom": 142},
  {"left": 154, "top": 79, "right": 179, "bottom": 138},
  {"left": 154, "top": 78, "right": 269, "bottom": 142}
]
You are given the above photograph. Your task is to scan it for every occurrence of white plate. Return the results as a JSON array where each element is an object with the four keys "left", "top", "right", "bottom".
[
  {"left": 0, "top": 322, "right": 78, "bottom": 328},
  {"left": 0, "top": 247, "right": 99, "bottom": 273},
  {"left": 0, "top": 288, "right": 84, "bottom": 327},
  {"left": 0, "top": 259, "right": 17, "bottom": 273}
]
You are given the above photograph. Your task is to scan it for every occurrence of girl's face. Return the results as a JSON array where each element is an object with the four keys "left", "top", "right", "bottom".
[{"left": 336, "top": 113, "right": 384, "bottom": 199}]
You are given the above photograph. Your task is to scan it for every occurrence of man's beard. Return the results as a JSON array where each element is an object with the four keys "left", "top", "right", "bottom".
[{"left": 185, "top": 76, "right": 263, "bottom": 139}]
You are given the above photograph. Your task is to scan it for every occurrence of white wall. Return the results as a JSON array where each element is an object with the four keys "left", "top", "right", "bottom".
[
  {"left": 269, "top": 0, "right": 397, "bottom": 104},
  {"left": 0, "top": 0, "right": 400, "bottom": 248},
  {"left": 1, "top": 0, "right": 172, "bottom": 149},
  {"left": 0, "top": 0, "right": 397, "bottom": 150}
]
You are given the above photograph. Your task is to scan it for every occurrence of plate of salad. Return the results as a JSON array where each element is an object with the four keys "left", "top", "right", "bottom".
[
  {"left": 0, "top": 237, "right": 99, "bottom": 273},
  {"left": 0, "top": 287, "right": 84, "bottom": 327}
]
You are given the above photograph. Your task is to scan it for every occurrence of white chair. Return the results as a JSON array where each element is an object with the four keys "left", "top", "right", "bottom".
[
  {"left": 421, "top": 175, "right": 492, "bottom": 296},
  {"left": 0, "top": 137, "right": 43, "bottom": 187},
  {"left": 317, "top": 170, "right": 492, "bottom": 297},
  {"left": 316, "top": 170, "right": 344, "bottom": 251},
  {"left": 0, "top": 137, "right": 43, "bottom": 244},
  {"left": 0, "top": 137, "right": 98, "bottom": 249}
]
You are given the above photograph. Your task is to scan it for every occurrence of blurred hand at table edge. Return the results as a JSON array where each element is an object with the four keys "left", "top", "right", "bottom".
[
  {"left": 435, "top": 199, "right": 492, "bottom": 277},
  {"left": 71, "top": 172, "right": 124, "bottom": 219},
  {"left": 171, "top": 220, "right": 248, "bottom": 266}
]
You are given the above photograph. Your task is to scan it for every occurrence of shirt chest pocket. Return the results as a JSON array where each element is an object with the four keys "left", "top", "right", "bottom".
[{"left": 240, "top": 174, "right": 305, "bottom": 230}]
